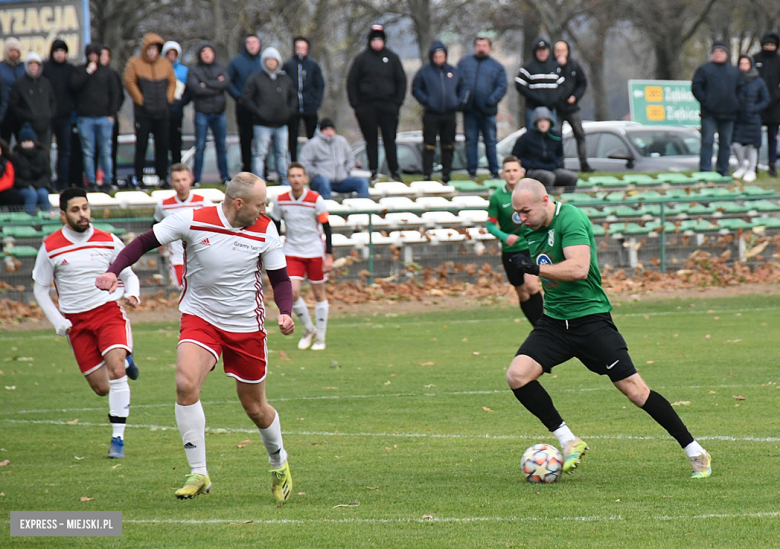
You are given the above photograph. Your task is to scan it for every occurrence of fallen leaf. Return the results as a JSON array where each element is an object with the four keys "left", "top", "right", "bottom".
[
  {"left": 112, "top": 464, "right": 122, "bottom": 470},
  {"left": 733, "top": 395, "right": 746, "bottom": 401},
  {"left": 240, "top": 439, "right": 252, "bottom": 444},
  {"left": 278, "top": 350, "right": 291, "bottom": 362},
  {"left": 424, "top": 384, "right": 435, "bottom": 388},
  {"left": 383, "top": 381, "right": 391, "bottom": 385},
  {"left": 473, "top": 352, "right": 480, "bottom": 356},
  {"left": 713, "top": 316, "right": 719, "bottom": 320},
  {"left": 322, "top": 386, "right": 339, "bottom": 390},
  {"left": 4, "top": 386, "right": 16, "bottom": 390},
  {"left": 0, "top": 493, "right": 4, "bottom": 496},
  {"left": 419, "top": 361, "right": 435, "bottom": 366},
  {"left": 74, "top": 456, "right": 85, "bottom": 460},
  {"left": 646, "top": 360, "right": 655, "bottom": 364},
  {"left": 298, "top": 492, "right": 306, "bottom": 495},
  {"left": 80, "top": 496, "right": 93, "bottom": 502},
  {"left": 333, "top": 501, "right": 360, "bottom": 508},
  {"left": 366, "top": 486, "right": 380, "bottom": 490},
  {"left": 726, "top": 339, "right": 742, "bottom": 343},
  {"left": 422, "top": 514, "right": 435, "bottom": 519},
  {"left": 708, "top": 391, "right": 716, "bottom": 394},
  {"left": 482, "top": 407, "right": 493, "bottom": 412},
  {"left": 704, "top": 334, "right": 711, "bottom": 340},
  {"left": 672, "top": 401, "right": 691, "bottom": 406},
  {"left": 67, "top": 419, "right": 79, "bottom": 425},
  {"left": 0, "top": 460, "right": 9, "bottom": 466},
  {"left": 615, "top": 499, "right": 621, "bottom": 502}
]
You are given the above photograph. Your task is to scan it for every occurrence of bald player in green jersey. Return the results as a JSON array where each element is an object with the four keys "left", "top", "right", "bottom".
[
  {"left": 504, "top": 178, "right": 712, "bottom": 479},
  {"left": 486, "top": 155, "right": 543, "bottom": 325}
]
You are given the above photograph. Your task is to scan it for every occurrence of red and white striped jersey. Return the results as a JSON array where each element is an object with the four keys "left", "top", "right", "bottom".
[
  {"left": 269, "top": 188, "right": 328, "bottom": 258},
  {"left": 153, "top": 192, "right": 212, "bottom": 265},
  {"left": 152, "top": 205, "right": 286, "bottom": 333},
  {"left": 33, "top": 226, "right": 140, "bottom": 314}
]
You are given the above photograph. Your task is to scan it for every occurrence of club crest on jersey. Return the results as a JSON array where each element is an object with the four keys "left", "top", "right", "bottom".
[
  {"left": 536, "top": 253, "right": 553, "bottom": 266},
  {"left": 548, "top": 229, "right": 555, "bottom": 246},
  {"left": 511, "top": 212, "right": 523, "bottom": 225}
]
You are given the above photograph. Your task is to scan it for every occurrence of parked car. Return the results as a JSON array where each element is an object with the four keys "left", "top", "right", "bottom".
[{"left": 351, "top": 131, "right": 488, "bottom": 176}]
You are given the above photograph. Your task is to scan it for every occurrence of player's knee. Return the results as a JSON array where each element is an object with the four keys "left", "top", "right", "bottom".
[
  {"left": 515, "top": 285, "right": 530, "bottom": 302},
  {"left": 175, "top": 378, "right": 200, "bottom": 403},
  {"left": 92, "top": 384, "right": 110, "bottom": 397},
  {"left": 506, "top": 356, "right": 540, "bottom": 389}
]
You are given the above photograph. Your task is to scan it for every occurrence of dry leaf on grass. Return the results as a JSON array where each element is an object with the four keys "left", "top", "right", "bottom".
[
  {"left": 422, "top": 514, "right": 435, "bottom": 520},
  {"left": 237, "top": 439, "right": 252, "bottom": 448},
  {"left": 67, "top": 419, "right": 79, "bottom": 425},
  {"left": 5, "top": 386, "right": 16, "bottom": 390},
  {"left": 672, "top": 401, "right": 691, "bottom": 406},
  {"left": 80, "top": 496, "right": 93, "bottom": 502},
  {"left": 333, "top": 501, "right": 360, "bottom": 508},
  {"left": 366, "top": 486, "right": 380, "bottom": 490},
  {"left": 0, "top": 460, "right": 10, "bottom": 466},
  {"left": 733, "top": 395, "right": 746, "bottom": 401},
  {"left": 482, "top": 407, "right": 493, "bottom": 412},
  {"left": 278, "top": 350, "right": 291, "bottom": 362}
]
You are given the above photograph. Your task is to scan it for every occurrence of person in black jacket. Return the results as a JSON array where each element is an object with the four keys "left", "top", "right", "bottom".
[
  {"left": 553, "top": 40, "right": 592, "bottom": 173},
  {"left": 692, "top": 41, "right": 743, "bottom": 176},
  {"left": 515, "top": 38, "right": 563, "bottom": 128},
  {"left": 71, "top": 43, "right": 122, "bottom": 191},
  {"left": 163, "top": 41, "right": 192, "bottom": 167},
  {"left": 9, "top": 53, "right": 56, "bottom": 150},
  {"left": 753, "top": 31, "right": 780, "bottom": 176},
  {"left": 511, "top": 107, "right": 578, "bottom": 191},
  {"left": 243, "top": 47, "right": 297, "bottom": 183},
  {"left": 188, "top": 42, "right": 231, "bottom": 185},
  {"left": 731, "top": 56, "right": 769, "bottom": 183},
  {"left": 43, "top": 39, "right": 76, "bottom": 189},
  {"left": 412, "top": 40, "right": 460, "bottom": 182},
  {"left": 283, "top": 37, "right": 325, "bottom": 162},
  {"left": 347, "top": 24, "right": 407, "bottom": 182},
  {"left": 14, "top": 124, "right": 52, "bottom": 216}
]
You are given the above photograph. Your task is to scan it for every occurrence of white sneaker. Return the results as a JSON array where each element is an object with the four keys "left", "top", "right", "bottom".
[
  {"left": 732, "top": 167, "right": 746, "bottom": 179},
  {"left": 297, "top": 329, "right": 316, "bottom": 350},
  {"left": 743, "top": 171, "right": 756, "bottom": 182},
  {"left": 311, "top": 340, "right": 326, "bottom": 351}
]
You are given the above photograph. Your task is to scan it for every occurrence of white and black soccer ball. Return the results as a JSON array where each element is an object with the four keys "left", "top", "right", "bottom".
[{"left": 521, "top": 443, "right": 563, "bottom": 484}]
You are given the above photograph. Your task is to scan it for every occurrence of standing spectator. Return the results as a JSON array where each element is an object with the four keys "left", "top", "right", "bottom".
[
  {"left": 9, "top": 53, "right": 56, "bottom": 149},
  {"left": 753, "top": 31, "right": 780, "bottom": 177},
  {"left": 412, "top": 40, "right": 460, "bottom": 183},
  {"left": 0, "top": 138, "right": 23, "bottom": 209},
  {"left": 243, "top": 47, "right": 296, "bottom": 184},
  {"left": 43, "top": 39, "right": 76, "bottom": 189},
  {"left": 553, "top": 40, "right": 593, "bottom": 173},
  {"left": 347, "top": 24, "right": 407, "bottom": 182},
  {"left": 124, "top": 33, "right": 176, "bottom": 188},
  {"left": 187, "top": 41, "right": 231, "bottom": 185},
  {"left": 14, "top": 124, "right": 52, "bottom": 216},
  {"left": 457, "top": 36, "right": 507, "bottom": 180},
  {"left": 99, "top": 47, "right": 124, "bottom": 185},
  {"left": 515, "top": 38, "right": 563, "bottom": 127},
  {"left": 692, "top": 40, "right": 742, "bottom": 176},
  {"left": 162, "top": 41, "right": 191, "bottom": 166},
  {"left": 299, "top": 118, "right": 370, "bottom": 199},
  {"left": 511, "top": 106, "right": 578, "bottom": 191},
  {"left": 732, "top": 56, "right": 769, "bottom": 183},
  {"left": 283, "top": 37, "right": 325, "bottom": 161},
  {"left": 71, "top": 43, "right": 121, "bottom": 191},
  {"left": 227, "top": 34, "right": 262, "bottom": 173},
  {"left": 0, "top": 38, "right": 25, "bottom": 142}
]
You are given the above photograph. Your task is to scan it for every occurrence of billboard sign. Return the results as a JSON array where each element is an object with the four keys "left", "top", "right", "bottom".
[
  {"left": 628, "top": 80, "right": 700, "bottom": 126},
  {"left": 0, "top": 0, "right": 90, "bottom": 62}
]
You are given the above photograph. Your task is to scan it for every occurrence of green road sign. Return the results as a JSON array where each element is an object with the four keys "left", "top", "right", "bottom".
[{"left": 628, "top": 80, "right": 700, "bottom": 126}]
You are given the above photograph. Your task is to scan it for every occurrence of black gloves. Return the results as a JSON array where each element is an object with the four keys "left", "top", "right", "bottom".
[{"left": 510, "top": 253, "right": 540, "bottom": 276}]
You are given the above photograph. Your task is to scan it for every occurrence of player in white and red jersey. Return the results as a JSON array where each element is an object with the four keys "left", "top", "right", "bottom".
[
  {"left": 153, "top": 163, "right": 213, "bottom": 288},
  {"left": 97, "top": 173, "right": 296, "bottom": 503},
  {"left": 32, "top": 188, "right": 141, "bottom": 459},
  {"left": 269, "top": 163, "right": 333, "bottom": 351}
]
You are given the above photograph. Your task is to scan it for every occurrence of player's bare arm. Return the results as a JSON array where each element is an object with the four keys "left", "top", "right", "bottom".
[{"left": 538, "top": 245, "right": 590, "bottom": 281}]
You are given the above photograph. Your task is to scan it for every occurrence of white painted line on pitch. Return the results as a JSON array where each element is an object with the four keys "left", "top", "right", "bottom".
[
  {"left": 5, "top": 419, "right": 780, "bottom": 443},
  {"left": 123, "top": 510, "right": 780, "bottom": 526},
  {"left": 0, "top": 383, "right": 767, "bottom": 417}
]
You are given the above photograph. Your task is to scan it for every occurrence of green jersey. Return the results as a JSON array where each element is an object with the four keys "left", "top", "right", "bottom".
[
  {"left": 487, "top": 185, "right": 529, "bottom": 252},
  {"left": 520, "top": 201, "right": 612, "bottom": 320}
]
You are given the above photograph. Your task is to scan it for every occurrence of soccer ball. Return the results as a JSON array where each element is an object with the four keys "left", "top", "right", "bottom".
[{"left": 521, "top": 443, "right": 563, "bottom": 484}]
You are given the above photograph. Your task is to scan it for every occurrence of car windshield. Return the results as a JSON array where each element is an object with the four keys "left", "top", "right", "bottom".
[{"left": 627, "top": 130, "right": 701, "bottom": 157}]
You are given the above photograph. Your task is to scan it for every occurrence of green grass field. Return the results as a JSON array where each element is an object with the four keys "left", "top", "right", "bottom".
[{"left": 2, "top": 294, "right": 779, "bottom": 548}]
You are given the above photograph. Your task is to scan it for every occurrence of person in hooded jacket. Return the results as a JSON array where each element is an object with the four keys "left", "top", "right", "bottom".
[
  {"left": 412, "top": 40, "right": 460, "bottom": 182},
  {"left": 515, "top": 38, "right": 563, "bottom": 128},
  {"left": 553, "top": 40, "right": 592, "bottom": 173},
  {"left": 71, "top": 43, "right": 122, "bottom": 190},
  {"left": 0, "top": 38, "right": 25, "bottom": 142},
  {"left": 43, "top": 39, "right": 76, "bottom": 189},
  {"left": 0, "top": 138, "right": 22, "bottom": 210},
  {"left": 163, "top": 41, "right": 192, "bottom": 166},
  {"left": 347, "top": 24, "right": 407, "bottom": 182},
  {"left": 731, "top": 55, "right": 769, "bottom": 183},
  {"left": 124, "top": 33, "right": 177, "bottom": 188},
  {"left": 187, "top": 42, "right": 231, "bottom": 185},
  {"left": 228, "top": 34, "right": 262, "bottom": 173},
  {"left": 511, "top": 106, "right": 578, "bottom": 191},
  {"left": 283, "top": 37, "right": 325, "bottom": 162},
  {"left": 9, "top": 53, "right": 56, "bottom": 150},
  {"left": 457, "top": 35, "right": 507, "bottom": 179},
  {"left": 753, "top": 31, "right": 780, "bottom": 176},
  {"left": 14, "top": 124, "right": 52, "bottom": 216},
  {"left": 243, "top": 47, "right": 297, "bottom": 183}
]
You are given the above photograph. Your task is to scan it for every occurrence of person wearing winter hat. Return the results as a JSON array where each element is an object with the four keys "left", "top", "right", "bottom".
[
  {"left": 553, "top": 40, "right": 592, "bottom": 173},
  {"left": 14, "top": 124, "right": 52, "bottom": 216},
  {"left": 516, "top": 38, "right": 563, "bottom": 129},
  {"left": 753, "top": 31, "right": 780, "bottom": 176},
  {"left": 731, "top": 55, "right": 769, "bottom": 182},
  {"left": 43, "top": 39, "right": 76, "bottom": 189},
  {"left": 163, "top": 41, "right": 191, "bottom": 166},
  {"left": 283, "top": 37, "right": 325, "bottom": 162},
  {"left": 242, "top": 47, "right": 297, "bottom": 184},
  {"left": 228, "top": 34, "right": 263, "bottom": 172},
  {"left": 0, "top": 38, "right": 25, "bottom": 142},
  {"left": 8, "top": 53, "right": 56, "bottom": 150},
  {"left": 692, "top": 40, "right": 743, "bottom": 176},
  {"left": 347, "top": 24, "right": 407, "bottom": 182}
]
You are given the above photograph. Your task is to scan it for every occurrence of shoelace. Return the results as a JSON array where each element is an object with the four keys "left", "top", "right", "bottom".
[{"left": 183, "top": 473, "right": 203, "bottom": 485}]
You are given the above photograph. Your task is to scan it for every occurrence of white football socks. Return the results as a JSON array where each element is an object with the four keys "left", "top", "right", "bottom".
[
  {"left": 293, "top": 297, "right": 314, "bottom": 332},
  {"left": 108, "top": 376, "right": 130, "bottom": 439},
  {"left": 175, "top": 401, "right": 208, "bottom": 476},
  {"left": 553, "top": 422, "right": 576, "bottom": 448},
  {"left": 259, "top": 410, "right": 288, "bottom": 469},
  {"left": 684, "top": 440, "right": 706, "bottom": 458},
  {"left": 315, "top": 300, "right": 329, "bottom": 342}
]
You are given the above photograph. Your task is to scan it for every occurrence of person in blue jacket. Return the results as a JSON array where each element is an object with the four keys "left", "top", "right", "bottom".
[
  {"left": 227, "top": 34, "right": 262, "bottom": 173},
  {"left": 457, "top": 36, "right": 507, "bottom": 180},
  {"left": 0, "top": 38, "right": 26, "bottom": 142},
  {"left": 412, "top": 40, "right": 460, "bottom": 182},
  {"left": 282, "top": 37, "right": 324, "bottom": 162},
  {"left": 732, "top": 55, "right": 769, "bottom": 182},
  {"left": 162, "top": 42, "right": 192, "bottom": 169}
]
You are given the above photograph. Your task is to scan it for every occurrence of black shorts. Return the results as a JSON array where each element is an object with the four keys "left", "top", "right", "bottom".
[
  {"left": 516, "top": 313, "right": 637, "bottom": 382},
  {"left": 502, "top": 250, "right": 531, "bottom": 287}
]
